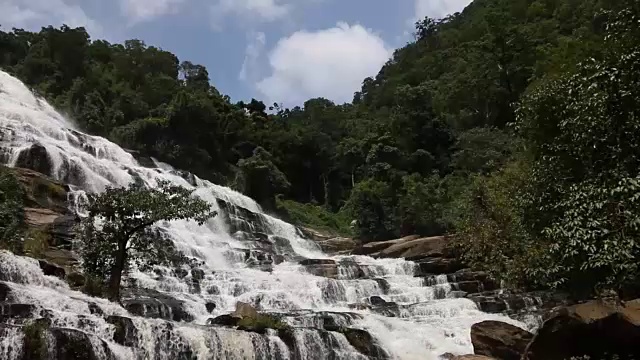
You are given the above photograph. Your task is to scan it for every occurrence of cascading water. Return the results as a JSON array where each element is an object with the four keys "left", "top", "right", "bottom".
[{"left": 0, "top": 69, "right": 529, "bottom": 359}]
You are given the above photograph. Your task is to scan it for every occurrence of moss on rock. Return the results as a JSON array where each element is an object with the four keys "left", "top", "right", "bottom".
[{"left": 22, "top": 318, "right": 51, "bottom": 360}]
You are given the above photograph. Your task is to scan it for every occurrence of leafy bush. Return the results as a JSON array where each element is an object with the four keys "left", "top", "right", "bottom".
[
  {"left": 343, "top": 179, "right": 396, "bottom": 242},
  {"left": 515, "top": 4, "right": 640, "bottom": 296},
  {"left": 276, "top": 197, "right": 352, "bottom": 237},
  {"left": 452, "top": 160, "right": 548, "bottom": 289}
]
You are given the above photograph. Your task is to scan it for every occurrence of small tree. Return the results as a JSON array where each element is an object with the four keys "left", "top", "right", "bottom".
[
  {"left": 0, "top": 167, "right": 25, "bottom": 253},
  {"left": 78, "top": 181, "right": 216, "bottom": 301}
]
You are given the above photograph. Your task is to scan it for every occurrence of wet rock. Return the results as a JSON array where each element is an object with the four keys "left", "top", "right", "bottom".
[
  {"left": 523, "top": 299, "right": 640, "bottom": 360},
  {"left": 87, "top": 303, "right": 103, "bottom": 316},
  {"left": 471, "top": 321, "right": 533, "bottom": 360},
  {"left": 205, "top": 302, "right": 216, "bottom": 313},
  {"left": 451, "top": 356, "right": 497, "bottom": 360},
  {"left": 369, "top": 296, "right": 388, "bottom": 306},
  {"left": 106, "top": 315, "right": 138, "bottom": 347},
  {"left": 415, "top": 257, "right": 465, "bottom": 275},
  {"left": 374, "top": 278, "right": 391, "bottom": 294},
  {"left": 208, "top": 314, "right": 240, "bottom": 327},
  {"left": 13, "top": 167, "right": 68, "bottom": 213},
  {"left": 122, "top": 289, "right": 194, "bottom": 322},
  {"left": 49, "top": 327, "right": 115, "bottom": 360},
  {"left": 0, "top": 303, "right": 37, "bottom": 318},
  {"left": 38, "top": 259, "right": 65, "bottom": 278},
  {"left": 341, "top": 328, "right": 390, "bottom": 359},
  {"left": 467, "top": 290, "right": 571, "bottom": 319},
  {"left": 453, "top": 281, "right": 484, "bottom": 294},
  {"left": 15, "top": 144, "right": 53, "bottom": 177},
  {"left": 448, "top": 271, "right": 499, "bottom": 291},
  {"left": 173, "top": 268, "right": 189, "bottom": 279},
  {"left": 127, "top": 150, "right": 156, "bottom": 168},
  {"left": 0, "top": 282, "right": 12, "bottom": 301},
  {"left": 190, "top": 268, "right": 206, "bottom": 293},
  {"left": 300, "top": 259, "right": 338, "bottom": 279},
  {"left": 49, "top": 215, "right": 78, "bottom": 249},
  {"left": 299, "top": 259, "right": 336, "bottom": 266}
]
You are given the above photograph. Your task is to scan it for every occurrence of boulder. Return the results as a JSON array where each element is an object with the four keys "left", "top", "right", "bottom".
[
  {"left": 233, "top": 301, "right": 258, "bottom": 319},
  {"left": 323, "top": 237, "right": 358, "bottom": 253},
  {"left": 15, "top": 144, "right": 53, "bottom": 178},
  {"left": 38, "top": 259, "right": 66, "bottom": 278},
  {"left": 378, "top": 235, "right": 451, "bottom": 260},
  {"left": 352, "top": 235, "right": 420, "bottom": 256},
  {"left": 205, "top": 302, "right": 216, "bottom": 313},
  {"left": 471, "top": 321, "right": 533, "bottom": 360},
  {"left": 369, "top": 296, "right": 388, "bottom": 306},
  {"left": 523, "top": 299, "right": 640, "bottom": 360}
]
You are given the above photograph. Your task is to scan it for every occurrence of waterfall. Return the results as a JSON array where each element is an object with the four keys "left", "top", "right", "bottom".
[{"left": 0, "top": 70, "right": 527, "bottom": 359}]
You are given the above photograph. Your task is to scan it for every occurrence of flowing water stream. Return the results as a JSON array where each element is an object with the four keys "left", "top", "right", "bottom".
[{"left": 0, "top": 70, "right": 528, "bottom": 359}]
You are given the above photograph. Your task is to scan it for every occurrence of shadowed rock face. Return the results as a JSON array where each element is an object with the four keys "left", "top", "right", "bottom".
[
  {"left": 523, "top": 299, "right": 640, "bottom": 360},
  {"left": 1, "top": 323, "right": 117, "bottom": 360},
  {"left": 471, "top": 321, "right": 533, "bottom": 360}
]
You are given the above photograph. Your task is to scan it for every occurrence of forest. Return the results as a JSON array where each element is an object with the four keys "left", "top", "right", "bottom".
[{"left": 1, "top": 0, "right": 639, "bottom": 297}]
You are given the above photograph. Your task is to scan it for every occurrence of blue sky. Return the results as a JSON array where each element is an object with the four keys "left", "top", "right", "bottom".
[{"left": 0, "top": 0, "right": 472, "bottom": 107}]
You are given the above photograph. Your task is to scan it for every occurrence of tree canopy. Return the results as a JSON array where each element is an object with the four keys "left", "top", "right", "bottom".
[{"left": 78, "top": 181, "right": 216, "bottom": 301}]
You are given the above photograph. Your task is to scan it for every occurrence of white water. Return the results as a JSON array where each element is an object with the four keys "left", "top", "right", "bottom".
[{"left": 0, "top": 70, "right": 528, "bottom": 359}]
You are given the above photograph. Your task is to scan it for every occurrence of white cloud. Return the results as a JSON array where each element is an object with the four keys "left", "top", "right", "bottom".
[
  {"left": 256, "top": 23, "right": 391, "bottom": 106},
  {"left": 0, "top": 0, "right": 102, "bottom": 36},
  {"left": 239, "top": 31, "right": 267, "bottom": 82},
  {"left": 413, "top": 0, "right": 472, "bottom": 22},
  {"left": 210, "top": 0, "right": 290, "bottom": 29},
  {"left": 119, "top": 0, "right": 186, "bottom": 24}
]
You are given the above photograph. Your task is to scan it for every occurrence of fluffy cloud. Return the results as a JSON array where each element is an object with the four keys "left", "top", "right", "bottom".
[
  {"left": 119, "top": 0, "right": 186, "bottom": 23},
  {"left": 239, "top": 31, "right": 267, "bottom": 82},
  {"left": 0, "top": 0, "right": 102, "bottom": 36},
  {"left": 413, "top": 0, "right": 473, "bottom": 21},
  {"left": 210, "top": 0, "right": 290, "bottom": 29},
  {"left": 256, "top": 23, "right": 391, "bottom": 106}
]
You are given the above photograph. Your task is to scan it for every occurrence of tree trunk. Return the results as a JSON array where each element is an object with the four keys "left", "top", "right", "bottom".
[
  {"left": 108, "top": 239, "right": 128, "bottom": 302},
  {"left": 322, "top": 174, "right": 330, "bottom": 208}
]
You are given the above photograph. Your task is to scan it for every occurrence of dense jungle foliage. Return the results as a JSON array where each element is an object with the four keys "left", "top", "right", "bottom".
[{"left": 1, "top": 0, "right": 639, "bottom": 296}]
